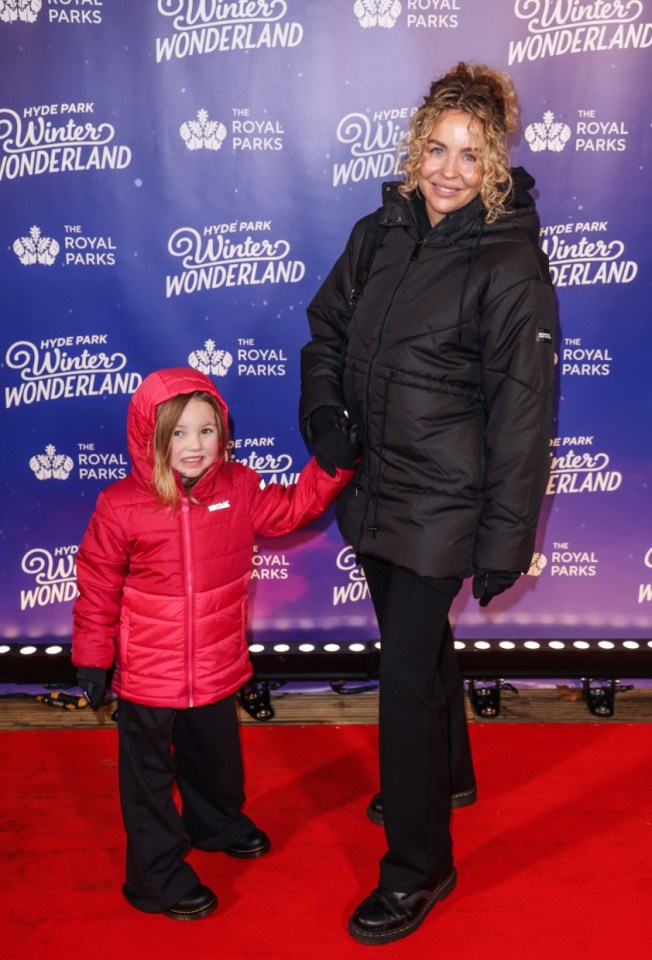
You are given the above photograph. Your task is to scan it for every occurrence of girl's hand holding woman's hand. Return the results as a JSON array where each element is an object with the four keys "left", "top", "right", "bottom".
[{"left": 310, "top": 406, "right": 361, "bottom": 476}]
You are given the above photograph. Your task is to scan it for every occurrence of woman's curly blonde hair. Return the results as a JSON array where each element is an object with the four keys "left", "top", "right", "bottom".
[{"left": 399, "top": 62, "right": 520, "bottom": 223}]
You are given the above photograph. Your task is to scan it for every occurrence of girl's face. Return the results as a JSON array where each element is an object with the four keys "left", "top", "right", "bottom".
[
  {"left": 416, "top": 110, "right": 485, "bottom": 226},
  {"left": 169, "top": 397, "right": 221, "bottom": 479}
]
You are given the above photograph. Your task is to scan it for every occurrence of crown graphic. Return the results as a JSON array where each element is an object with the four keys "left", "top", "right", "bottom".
[
  {"left": 527, "top": 552, "right": 548, "bottom": 577},
  {"left": 188, "top": 340, "right": 234, "bottom": 377},
  {"left": 353, "top": 0, "right": 401, "bottom": 28},
  {"left": 29, "top": 445, "right": 74, "bottom": 481},
  {"left": 525, "top": 112, "right": 572, "bottom": 153},
  {"left": 0, "top": 0, "right": 41, "bottom": 23},
  {"left": 13, "top": 226, "right": 60, "bottom": 266},
  {"left": 180, "top": 110, "right": 227, "bottom": 152}
]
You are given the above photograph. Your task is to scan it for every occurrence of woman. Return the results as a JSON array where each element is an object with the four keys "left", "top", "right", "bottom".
[{"left": 300, "top": 62, "right": 557, "bottom": 945}]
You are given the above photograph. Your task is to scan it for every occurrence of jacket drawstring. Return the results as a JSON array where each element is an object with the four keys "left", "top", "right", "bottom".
[{"left": 456, "top": 215, "right": 485, "bottom": 342}]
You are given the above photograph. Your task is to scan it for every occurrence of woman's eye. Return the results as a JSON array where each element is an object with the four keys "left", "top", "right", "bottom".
[{"left": 202, "top": 427, "right": 215, "bottom": 435}]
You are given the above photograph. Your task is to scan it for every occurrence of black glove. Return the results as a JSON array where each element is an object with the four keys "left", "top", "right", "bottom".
[
  {"left": 76, "top": 666, "right": 107, "bottom": 710},
  {"left": 309, "top": 406, "right": 361, "bottom": 477},
  {"left": 472, "top": 570, "right": 521, "bottom": 608}
]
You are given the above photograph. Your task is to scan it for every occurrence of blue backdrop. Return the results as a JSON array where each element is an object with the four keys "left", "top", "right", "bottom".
[{"left": 1, "top": 0, "right": 651, "bottom": 667}]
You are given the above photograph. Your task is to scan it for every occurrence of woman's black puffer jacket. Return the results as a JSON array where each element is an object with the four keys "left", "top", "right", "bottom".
[{"left": 300, "top": 172, "right": 557, "bottom": 579}]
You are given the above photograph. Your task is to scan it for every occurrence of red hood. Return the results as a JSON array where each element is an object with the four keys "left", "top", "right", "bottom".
[{"left": 126, "top": 367, "right": 230, "bottom": 488}]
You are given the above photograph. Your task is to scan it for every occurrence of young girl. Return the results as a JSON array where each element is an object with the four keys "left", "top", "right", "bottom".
[{"left": 72, "top": 367, "right": 356, "bottom": 920}]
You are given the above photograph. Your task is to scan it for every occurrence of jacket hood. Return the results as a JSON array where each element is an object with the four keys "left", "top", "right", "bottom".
[
  {"left": 379, "top": 165, "right": 541, "bottom": 246},
  {"left": 126, "top": 367, "right": 230, "bottom": 487}
]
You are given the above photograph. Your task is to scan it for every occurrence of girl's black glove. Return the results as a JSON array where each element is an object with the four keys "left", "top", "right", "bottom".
[
  {"left": 472, "top": 570, "right": 521, "bottom": 607},
  {"left": 76, "top": 666, "right": 107, "bottom": 710},
  {"left": 309, "top": 406, "right": 361, "bottom": 476}
]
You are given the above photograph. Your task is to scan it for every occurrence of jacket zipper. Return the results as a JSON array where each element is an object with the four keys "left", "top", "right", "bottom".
[
  {"left": 181, "top": 497, "right": 195, "bottom": 707},
  {"left": 363, "top": 237, "right": 422, "bottom": 417},
  {"left": 358, "top": 238, "right": 422, "bottom": 543}
]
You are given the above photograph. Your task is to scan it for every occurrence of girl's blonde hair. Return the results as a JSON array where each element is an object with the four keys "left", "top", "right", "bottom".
[
  {"left": 152, "top": 391, "right": 227, "bottom": 506},
  {"left": 399, "top": 62, "right": 520, "bottom": 223}
]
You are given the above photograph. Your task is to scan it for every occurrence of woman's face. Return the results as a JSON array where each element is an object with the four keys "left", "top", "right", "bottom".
[{"left": 416, "top": 110, "right": 485, "bottom": 226}]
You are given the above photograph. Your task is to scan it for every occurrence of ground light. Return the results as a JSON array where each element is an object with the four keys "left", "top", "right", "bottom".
[{"left": 2, "top": 638, "right": 648, "bottom": 720}]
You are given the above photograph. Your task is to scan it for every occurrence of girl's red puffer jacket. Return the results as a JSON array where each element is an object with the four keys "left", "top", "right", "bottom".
[{"left": 72, "top": 367, "right": 352, "bottom": 709}]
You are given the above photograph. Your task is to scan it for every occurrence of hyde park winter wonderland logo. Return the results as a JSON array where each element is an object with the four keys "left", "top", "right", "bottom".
[
  {"left": 333, "top": 546, "right": 370, "bottom": 606},
  {"left": 165, "top": 223, "right": 305, "bottom": 298},
  {"left": 507, "top": 0, "right": 652, "bottom": 64},
  {"left": 547, "top": 437, "right": 622, "bottom": 495},
  {"left": 154, "top": 0, "right": 303, "bottom": 61},
  {"left": 229, "top": 438, "right": 299, "bottom": 486},
  {"left": 0, "top": 103, "right": 132, "bottom": 181},
  {"left": 4, "top": 337, "right": 142, "bottom": 408},
  {"left": 539, "top": 223, "right": 637, "bottom": 287},
  {"left": 332, "top": 106, "right": 413, "bottom": 186},
  {"left": 20, "top": 545, "right": 78, "bottom": 611}
]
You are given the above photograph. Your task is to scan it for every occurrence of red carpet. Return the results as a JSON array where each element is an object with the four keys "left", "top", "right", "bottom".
[{"left": 3, "top": 723, "right": 651, "bottom": 959}]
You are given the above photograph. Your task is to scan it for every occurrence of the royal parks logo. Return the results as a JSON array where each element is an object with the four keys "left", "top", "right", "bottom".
[
  {"left": 188, "top": 340, "right": 234, "bottom": 377},
  {"left": 525, "top": 112, "right": 572, "bottom": 152},
  {"left": 0, "top": 0, "right": 40, "bottom": 23},
  {"left": 549, "top": 544, "right": 598, "bottom": 577},
  {"left": 354, "top": 0, "right": 401, "bottom": 28},
  {"left": 527, "top": 552, "right": 547, "bottom": 577},
  {"left": 13, "top": 225, "right": 59, "bottom": 265},
  {"left": 180, "top": 107, "right": 285, "bottom": 152},
  {"left": 0, "top": 0, "right": 104, "bottom": 24},
  {"left": 251, "top": 545, "right": 290, "bottom": 580},
  {"left": 180, "top": 109, "right": 228, "bottom": 151},
  {"left": 13, "top": 224, "right": 117, "bottom": 267},
  {"left": 353, "top": 0, "right": 461, "bottom": 30},
  {"left": 187, "top": 339, "right": 287, "bottom": 377},
  {"left": 526, "top": 110, "right": 629, "bottom": 153},
  {"left": 29, "top": 445, "right": 74, "bottom": 480},
  {"left": 29, "top": 442, "right": 128, "bottom": 481},
  {"left": 560, "top": 338, "right": 612, "bottom": 377}
]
